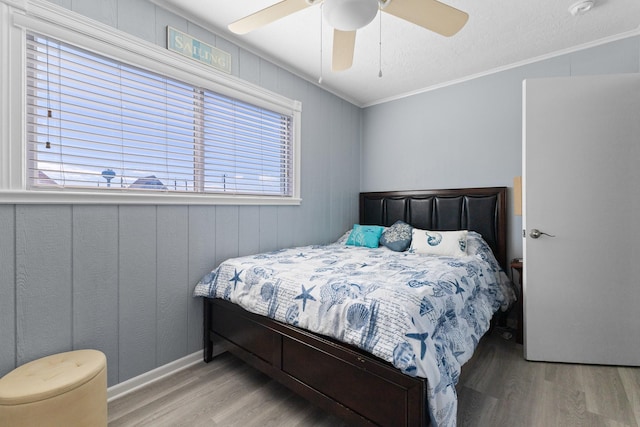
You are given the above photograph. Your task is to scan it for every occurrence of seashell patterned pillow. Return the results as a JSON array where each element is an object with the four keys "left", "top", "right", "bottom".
[{"left": 410, "top": 228, "right": 468, "bottom": 257}]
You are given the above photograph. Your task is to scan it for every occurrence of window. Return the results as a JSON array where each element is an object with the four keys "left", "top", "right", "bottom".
[{"left": 24, "top": 32, "right": 298, "bottom": 200}]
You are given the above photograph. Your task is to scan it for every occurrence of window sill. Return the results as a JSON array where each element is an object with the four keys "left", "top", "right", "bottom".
[{"left": 0, "top": 190, "right": 302, "bottom": 206}]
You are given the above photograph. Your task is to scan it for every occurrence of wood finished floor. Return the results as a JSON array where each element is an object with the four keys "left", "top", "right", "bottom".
[{"left": 108, "top": 330, "right": 640, "bottom": 427}]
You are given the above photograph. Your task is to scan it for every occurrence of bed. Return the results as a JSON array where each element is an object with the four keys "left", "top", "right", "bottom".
[{"left": 194, "top": 187, "right": 514, "bottom": 427}]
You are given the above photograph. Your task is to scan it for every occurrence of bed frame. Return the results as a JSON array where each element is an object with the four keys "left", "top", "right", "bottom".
[{"left": 203, "top": 187, "right": 507, "bottom": 426}]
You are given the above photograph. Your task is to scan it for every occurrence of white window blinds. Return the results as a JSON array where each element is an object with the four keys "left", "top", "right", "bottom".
[{"left": 25, "top": 32, "right": 295, "bottom": 197}]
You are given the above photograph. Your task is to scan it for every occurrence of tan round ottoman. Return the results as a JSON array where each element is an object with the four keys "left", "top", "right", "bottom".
[{"left": 0, "top": 349, "right": 107, "bottom": 427}]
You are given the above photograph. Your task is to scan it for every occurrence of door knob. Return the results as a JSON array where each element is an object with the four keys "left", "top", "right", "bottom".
[{"left": 529, "top": 229, "right": 555, "bottom": 239}]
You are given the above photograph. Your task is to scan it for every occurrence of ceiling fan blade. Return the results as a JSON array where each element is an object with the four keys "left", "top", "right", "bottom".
[
  {"left": 228, "top": 0, "right": 313, "bottom": 35},
  {"left": 332, "top": 29, "right": 356, "bottom": 72},
  {"left": 384, "top": 0, "right": 468, "bottom": 37}
]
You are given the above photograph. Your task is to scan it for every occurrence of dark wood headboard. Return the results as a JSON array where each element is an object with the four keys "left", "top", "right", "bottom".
[{"left": 360, "top": 187, "right": 507, "bottom": 269}]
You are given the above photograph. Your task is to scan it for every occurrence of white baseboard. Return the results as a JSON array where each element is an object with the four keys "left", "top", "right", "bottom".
[{"left": 107, "top": 351, "right": 203, "bottom": 402}]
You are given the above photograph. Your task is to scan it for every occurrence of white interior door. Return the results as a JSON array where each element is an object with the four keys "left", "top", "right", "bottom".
[{"left": 523, "top": 73, "right": 640, "bottom": 365}]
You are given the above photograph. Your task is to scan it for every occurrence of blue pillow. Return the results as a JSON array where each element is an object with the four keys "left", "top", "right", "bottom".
[
  {"left": 345, "top": 224, "right": 385, "bottom": 248},
  {"left": 380, "top": 220, "right": 413, "bottom": 252}
]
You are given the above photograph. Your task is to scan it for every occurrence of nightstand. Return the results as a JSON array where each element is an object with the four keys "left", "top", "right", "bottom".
[{"left": 510, "top": 259, "right": 523, "bottom": 344}]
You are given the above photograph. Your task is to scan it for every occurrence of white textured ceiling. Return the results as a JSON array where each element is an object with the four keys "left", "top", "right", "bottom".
[{"left": 153, "top": 0, "right": 640, "bottom": 107}]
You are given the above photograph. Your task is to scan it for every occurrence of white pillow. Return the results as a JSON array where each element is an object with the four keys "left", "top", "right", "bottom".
[{"left": 410, "top": 228, "right": 468, "bottom": 257}]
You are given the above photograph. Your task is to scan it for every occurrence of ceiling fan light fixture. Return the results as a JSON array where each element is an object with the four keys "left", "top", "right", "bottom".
[{"left": 323, "top": 0, "right": 379, "bottom": 31}]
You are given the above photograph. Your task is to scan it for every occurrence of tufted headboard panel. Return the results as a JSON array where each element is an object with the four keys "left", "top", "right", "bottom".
[{"left": 360, "top": 187, "right": 507, "bottom": 269}]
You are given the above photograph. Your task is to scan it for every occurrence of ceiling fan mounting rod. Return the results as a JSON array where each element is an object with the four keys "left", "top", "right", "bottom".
[{"left": 306, "top": 0, "right": 392, "bottom": 6}]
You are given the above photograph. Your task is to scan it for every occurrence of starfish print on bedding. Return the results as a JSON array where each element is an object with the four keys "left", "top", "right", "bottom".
[
  {"left": 406, "top": 330, "right": 430, "bottom": 360},
  {"left": 294, "top": 284, "right": 316, "bottom": 312},
  {"left": 453, "top": 279, "right": 466, "bottom": 295},
  {"left": 229, "top": 269, "right": 243, "bottom": 290}
]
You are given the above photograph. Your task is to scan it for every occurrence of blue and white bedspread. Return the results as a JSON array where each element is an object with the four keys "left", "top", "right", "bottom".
[{"left": 194, "top": 231, "right": 516, "bottom": 427}]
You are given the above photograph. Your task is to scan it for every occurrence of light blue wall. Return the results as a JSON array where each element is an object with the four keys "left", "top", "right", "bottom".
[
  {"left": 361, "top": 36, "right": 640, "bottom": 262},
  {"left": 3, "top": 0, "right": 639, "bottom": 389},
  {"left": 0, "top": 0, "right": 361, "bottom": 387}
]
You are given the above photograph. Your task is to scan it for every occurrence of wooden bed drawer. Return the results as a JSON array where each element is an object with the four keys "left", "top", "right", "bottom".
[
  {"left": 211, "top": 302, "right": 281, "bottom": 366},
  {"left": 282, "top": 336, "right": 421, "bottom": 427}
]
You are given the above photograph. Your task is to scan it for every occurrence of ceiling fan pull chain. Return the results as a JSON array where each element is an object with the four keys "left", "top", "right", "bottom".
[
  {"left": 318, "top": 3, "right": 323, "bottom": 84},
  {"left": 378, "top": 5, "right": 383, "bottom": 78}
]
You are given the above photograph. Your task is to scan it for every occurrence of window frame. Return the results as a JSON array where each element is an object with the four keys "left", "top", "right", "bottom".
[{"left": 0, "top": 0, "right": 302, "bottom": 205}]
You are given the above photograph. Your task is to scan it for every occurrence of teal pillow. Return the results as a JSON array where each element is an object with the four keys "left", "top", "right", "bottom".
[{"left": 345, "top": 224, "right": 385, "bottom": 248}]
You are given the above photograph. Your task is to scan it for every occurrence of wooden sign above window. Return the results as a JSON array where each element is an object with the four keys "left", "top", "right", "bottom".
[{"left": 167, "top": 26, "right": 231, "bottom": 74}]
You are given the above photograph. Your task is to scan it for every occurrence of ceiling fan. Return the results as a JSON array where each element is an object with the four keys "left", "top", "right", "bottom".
[{"left": 227, "top": 0, "right": 469, "bottom": 72}]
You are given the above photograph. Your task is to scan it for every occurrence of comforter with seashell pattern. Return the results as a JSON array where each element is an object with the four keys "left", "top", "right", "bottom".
[{"left": 193, "top": 231, "right": 516, "bottom": 427}]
